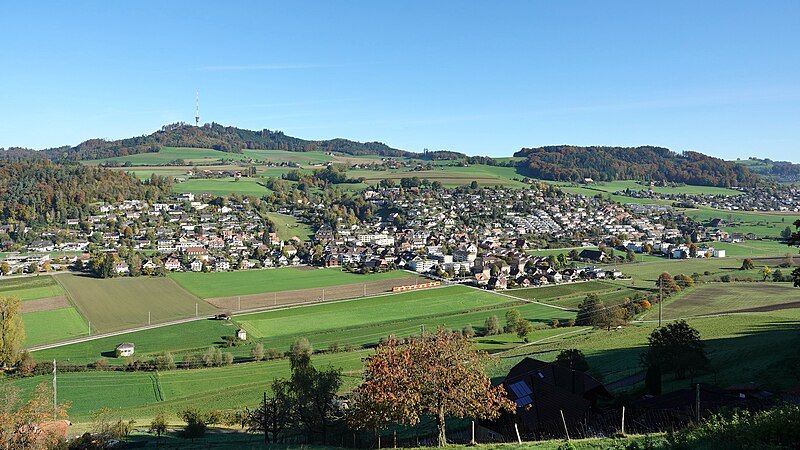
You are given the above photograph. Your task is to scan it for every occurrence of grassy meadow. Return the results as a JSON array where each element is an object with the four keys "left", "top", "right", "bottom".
[
  {"left": 169, "top": 267, "right": 412, "bottom": 299},
  {"left": 55, "top": 274, "right": 217, "bottom": 333},
  {"left": 265, "top": 212, "right": 314, "bottom": 241},
  {"left": 22, "top": 307, "right": 89, "bottom": 346},
  {"left": 0, "top": 276, "right": 65, "bottom": 301}
]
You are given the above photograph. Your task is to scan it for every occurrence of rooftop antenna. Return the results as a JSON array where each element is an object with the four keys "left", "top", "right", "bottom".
[{"left": 195, "top": 89, "right": 200, "bottom": 127}]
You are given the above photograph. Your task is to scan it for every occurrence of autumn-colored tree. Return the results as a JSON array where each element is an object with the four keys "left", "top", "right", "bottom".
[
  {"left": 674, "top": 274, "right": 694, "bottom": 289},
  {"left": 349, "top": 329, "right": 514, "bottom": 446},
  {"left": 0, "top": 382, "right": 70, "bottom": 449},
  {"left": 0, "top": 296, "right": 25, "bottom": 367},
  {"left": 656, "top": 272, "right": 681, "bottom": 295},
  {"left": 761, "top": 266, "right": 772, "bottom": 281},
  {"left": 741, "top": 258, "right": 755, "bottom": 270}
]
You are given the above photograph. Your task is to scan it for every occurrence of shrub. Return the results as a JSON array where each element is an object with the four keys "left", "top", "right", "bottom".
[
  {"left": 251, "top": 343, "right": 265, "bottom": 361},
  {"left": 149, "top": 412, "right": 168, "bottom": 437},
  {"left": 265, "top": 348, "right": 283, "bottom": 360},
  {"left": 179, "top": 409, "right": 208, "bottom": 439},
  {"left": 17, "top": 351, "right": 37, "bottom": 376},
  {"left": 153, "top": 352, "right": 176, "bottom": 371},
  {"left": 92, "top": 359, "right": 109, "bottom": 371},
  {"left": 462, "top": 323, "right": 475, "bottom": 338},
  {"left": 222, "top": 352, "right": 234, "bottom": 366},
  {"left": 484, "top": 315, "right": 501, "bottom": 335}
]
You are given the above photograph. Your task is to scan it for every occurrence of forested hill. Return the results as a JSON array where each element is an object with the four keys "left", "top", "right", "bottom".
[
  {"left": 0, "top": 159, "right": 172, "bottom": 226},
  {"left": 514, "top": 145, "right": 760, "bottom": 187},
  {"left": 5, "top": 123, "right": 413, "bottom": 162}
]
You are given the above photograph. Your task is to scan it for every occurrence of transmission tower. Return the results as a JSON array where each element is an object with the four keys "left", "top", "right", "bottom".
[{"left": 195, "top": 89, "right": 200, "bottom": 127}]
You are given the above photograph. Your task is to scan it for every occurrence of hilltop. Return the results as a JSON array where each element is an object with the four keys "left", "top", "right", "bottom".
[{"left": 3, "top": 122, "right": 415, "bottom": 162}]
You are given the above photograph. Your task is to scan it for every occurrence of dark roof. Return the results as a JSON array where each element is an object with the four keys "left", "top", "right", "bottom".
[
  {"left": 578, "top": 249, "right": 605, "bottom": 261},
  {"left": 505, "top": 358, "right": 610, "bottom": 399},
  {"left": 502, "top": 358, "right": 611, "bottom": 432}
]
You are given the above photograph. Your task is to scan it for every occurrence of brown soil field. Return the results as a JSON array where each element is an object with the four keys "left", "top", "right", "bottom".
[{"left": 21, "top": 296, "right": 70, "bottom": 313}]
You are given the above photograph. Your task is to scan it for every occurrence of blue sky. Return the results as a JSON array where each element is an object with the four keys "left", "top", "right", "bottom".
[{"left": 1, "top": 1, "right": 798, "bottom": 161}]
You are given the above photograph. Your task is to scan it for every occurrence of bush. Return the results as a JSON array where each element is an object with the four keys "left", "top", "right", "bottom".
[
  {"left": 462, "top": 323, "right": 475, "bottom": 338},
  {"left": 670, "top": 404, "right": 800, "bottom": 449},
  {"left": 92, "top": 359, "right": 109, "bottom": 371},
  {"left": 149, "top": 412, "right": 168, "bottom": 437},
  {"left": 179, "top": 409, "right": 209, "bottom": 439},
  {"left": 17, "top": 351, "right": 37, "bottom": 376},
  {"left": 484, "top": 315, "right": 501, "bottom": 335},
  {"left": 222, "top": 352, "right": 234, "bottom": 366},
  {"left": 251, "top": 343, "right": 265, "bottom": 361},
  {"left": 265, "top": 348, "right": 283, "bottom": 360},
  {"left": 153, "top": 352, "right": 176, "bottom": 371}
]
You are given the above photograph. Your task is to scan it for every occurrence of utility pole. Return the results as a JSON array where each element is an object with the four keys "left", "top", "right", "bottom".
[
  {"left": 195, "top": 303, "right": 198, "bottom": 317},
  {"left": 148, "top": 311, "right": 151, "bottom": 326},
  {"left": 238, "top": 296, "right": 241, "bottom": 311},
  {"left": 52, "top": 360, "right": 57, "bottom": 419},
  {"left": 695, "top": 384, "right": 701, "bottom": 422},
  {"left": 658, "top": 277, "right": 663, "bottom": 327}
]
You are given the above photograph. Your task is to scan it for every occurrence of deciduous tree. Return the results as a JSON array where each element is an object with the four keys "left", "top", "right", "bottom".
[
  {"left": 350, "top": 329, "right": 514, "bottom": 446},
  {"left": 0, "top": 296, "right": 25, "bottom": 367}
]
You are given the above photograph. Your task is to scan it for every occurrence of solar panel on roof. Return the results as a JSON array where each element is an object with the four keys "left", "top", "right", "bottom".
[{"left": 509, "top": 380, "right": 532, "bottom": 397}]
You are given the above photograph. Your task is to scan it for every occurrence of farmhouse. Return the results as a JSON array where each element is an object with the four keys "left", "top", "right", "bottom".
[
  {"left": 236, "top": 329, "right": 247, "bottom": 340},
  {"left": 502, "top": 358, "right": 611, "bottom": 434}
]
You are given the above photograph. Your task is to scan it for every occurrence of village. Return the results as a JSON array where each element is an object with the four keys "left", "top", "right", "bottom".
[{"left": 0, "top": 184, "right": 737, "bottom": 290}]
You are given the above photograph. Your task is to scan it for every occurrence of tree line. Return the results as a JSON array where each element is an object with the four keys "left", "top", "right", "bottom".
[
  {"left": 514, "top": 145, "right": 761, "bottom": 188},
  {"left": 0, "top": 159, "right": 172, "bottom": 226}
]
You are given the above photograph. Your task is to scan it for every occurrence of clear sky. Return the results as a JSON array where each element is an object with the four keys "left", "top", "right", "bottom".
[{"left": 1, "top": 1, "right": 798, "bottom": 161}]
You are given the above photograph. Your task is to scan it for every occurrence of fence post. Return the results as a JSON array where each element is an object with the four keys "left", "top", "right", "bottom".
[
  {"left": 470, "top": 420, "right": 476, "bottom": 445},
  {"left": 514, "top": 423, "right": 522, "bottom": 444},
  {"left": 696, "top": 383, "right": 701, "bottom": 422},
  {"left": 560, "top": 410, "right": 570, "bottom": 441},
  {"left": 621, "top": 406, "right": 626, "bottom": 435}
]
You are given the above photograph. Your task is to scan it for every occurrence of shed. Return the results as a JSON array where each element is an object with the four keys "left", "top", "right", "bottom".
[
  {"left": 236, "top": 329, "right": 247, "bottom": 341},
  {"left": 115, "top": 343, "right": 135, "bottom": 357}
]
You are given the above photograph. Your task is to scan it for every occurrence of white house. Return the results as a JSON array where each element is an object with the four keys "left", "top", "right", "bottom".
[{"left": 115, "top": 343, "right": 135, "bottom": 357}]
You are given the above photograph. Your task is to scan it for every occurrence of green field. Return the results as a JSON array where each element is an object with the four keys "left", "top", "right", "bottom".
[
  {"left": 31, "top": 285, "right": 571, "bottom": 365},
  {"left": 170, "top": 267, "right": 412, "bottom": 299},
  {"left": 507, "top": 281, "right": 652, "bottom": 308},
  {"left": 13, "top": 350, "right": 368, "bottom": 421},
  {"left": 643, "top": 282, "right": 800, "bottom": 320},
  {"left": 0, "top": 276, "right": 65, "bottom": 301},
  {"left": 85, "top": 146, "right": 335, "bottom": 167},
  {"left": 682, "top": 206, "right": 800, "bottom": 238},
  {"left": 708, "top": 239, "right": 796, "bottom": 257},
  {"left": 346, "top": 164, "right": 528, "bottom": 188},
  {"left": 55, "top": 274, "right": 217, "bottom": 333},
  {"left": 23, "top": 307, "right": 89, "bottom": 346},
  {"left": 497, "top": 306, "right": 800, "bottom": 391},
  {"left": 174, "top": 177, "right": 271, "bottom": 196},
  {"left": 265, "top": 212, "right": 314, "bottom": 241},
  {"left": 237, "top": 285, "right": 509, "bottom": 338}
]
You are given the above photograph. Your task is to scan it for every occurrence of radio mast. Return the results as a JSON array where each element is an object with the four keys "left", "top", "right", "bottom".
[{"left": 195, "top": 89, "right": 200, "bottom": 126}]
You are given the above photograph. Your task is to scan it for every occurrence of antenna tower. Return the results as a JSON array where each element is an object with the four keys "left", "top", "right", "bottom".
[{"left": 195, "top": 90, "right": 200, "bottom": 126}]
